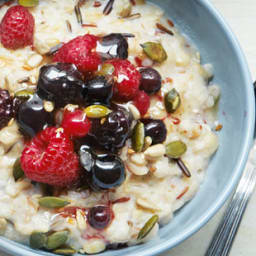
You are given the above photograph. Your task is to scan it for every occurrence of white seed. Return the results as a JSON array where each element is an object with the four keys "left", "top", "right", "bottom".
[
  {"left": 130, "top": 153, "right": 146, "bottom": 166},
  {"left": 26, "top": 54, "right": 43, "bottom": 68},
  {"left": 83, "top": 239, "right": 106, "bottom": 254},
  {"left": 126, "top": 161, "right": 149, "bottom": 176},
  {"left": 76, "top": 209, "right": 87, "bottom": 231},
  {"left": 43, "top": 101, "right": 54, "bottom": 112},
  {"left": 128, "top": 104, "right": 141, "bottom": 120},
  {"left": 116, "top": 0, "right": 132, "bottom": 17},
  {"left": 143, "top": 136, "right": 152, "bottom": 150},
  {"left": 144, "top": 144, "right": 166, "bottom": 160},
  {"left": 136, "top": 198, "right": 161, "bottom": 211}
]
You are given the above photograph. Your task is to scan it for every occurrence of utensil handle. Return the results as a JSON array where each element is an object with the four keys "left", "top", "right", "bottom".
[{"left": 205, "top": 165, "right": 256, "bottom": 256}]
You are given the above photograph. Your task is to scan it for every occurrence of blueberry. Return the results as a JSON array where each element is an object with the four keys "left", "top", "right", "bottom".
[
  {"left": 141, "top": 119, "right": 167, "bottom": 144},
  {"left": 96, "top": 33, "right": 128, "bottom": 59},
  {"left": 87, "top": 76, "right": 113, "bottom": 104},
  {"left": 139, "top": 68, "right": 162, "bottom": 95},
  {"left": 79, "top": 147, "right": 126, "bottom": 191},
  {"left": 17, "top": 94, "right": 53, "bottom": 137},
  {"left": 88, "top": 205, "right": 112, "bottom": 230},
  {"left": 37, "top": 63, "right": 86, "bottom": 107},
  {"left": 91, "top": 154, "right": 126, "bottom": 191}
]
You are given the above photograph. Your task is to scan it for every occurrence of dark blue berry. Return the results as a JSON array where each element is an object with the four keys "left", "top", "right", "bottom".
[
  {"left": 96, "top": 33, "right": 128, "bottom": 59},
  {"left": 86, "top": 76, "right": 113, "bottom": 104},
  {"left": 17, "top": 94, "right": 53, "bottom": 137},
  {"left": 79, "top": 147, "right": 126, "bottom": 192},
  {"left": 141, "top": 119, "right": 167, "bottom": 144},
  {"left": 37, "top": 63, "right": 86, "bottom": 107},
  {"left": 140, "top": 68, "right": 162, "bottom": 95}
]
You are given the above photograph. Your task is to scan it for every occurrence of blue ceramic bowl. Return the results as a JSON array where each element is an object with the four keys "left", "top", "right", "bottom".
[{"left": 0, "top": 0, "right": 255, "bottom": 255}]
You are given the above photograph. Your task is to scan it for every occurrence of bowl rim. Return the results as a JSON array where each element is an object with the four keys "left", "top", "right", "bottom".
[{"left": 0, "top": 0, "right": 255, "bottom": 256}]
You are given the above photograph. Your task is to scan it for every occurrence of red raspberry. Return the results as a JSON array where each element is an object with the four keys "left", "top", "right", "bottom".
[
  {"left": 107, "top": 59, "right": 141, "bottom": 102},
  {"left": 0, "top": 5, "right": 34, "bottom": 49},
  {"left": 133, "top": 90, "right": 150, "bottom": 116},
  {"left": 21, "top": 127, "right": 80, "bottom": 187},
  {"left": 62, "top": 109, "right": 91, "bottom": 138},
  {"left": 53, "top": 34, "right": 101, "bottom": 73}
]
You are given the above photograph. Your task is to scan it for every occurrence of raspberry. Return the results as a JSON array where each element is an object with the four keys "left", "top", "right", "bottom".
[
  {"left": 107, "top": 59, "right": 140, "bottom": 102},
  {"left": 21, "top": 127, "right": 80, "bottom": 187},
  {"left": 133, "top": 90, "right": 150, "bottom": 116},
  {"left": 0, "top": 5, "right": 34, "bottom": 49},
  {"left": 0, "top": 89, "right": 14, "bottom": 130},
  {"left": 53, "top": 34, "right": 101, "bottom": 73},
  {"left": 62, "top": 109, "right": 91, "bottom": 138}
]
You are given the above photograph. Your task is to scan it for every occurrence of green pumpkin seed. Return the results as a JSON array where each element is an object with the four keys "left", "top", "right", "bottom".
[
  {"left": 96, "top": 63, "right": 115, "bottom": 76},
  {"left": 14, "top": 89, "right": 34, "bottom": 101},
  {"left": 84, "top": 105, "right": 112, "bottom": 118},
  {"left": 30, "top": 232, "right": 47, "bottom": 249},
  {"left": 164, "top": 89, "right": 181, "bottom": 113},
  {"left": 13, "top": 158, "right": 24, "bottom": 182},
  {"left": 141, "top": 42, "right": 167, "bottom": 63},
  {"left": 18, "top": 0, "right": 39, "bottom": 7},
  {"left": 132, "top": 121, "right": 145, "bottom": 153},
  {"left": 137, "top": 215, "right": 159, "bottom": 240},
  {"left": 46, "top": 231, "right": 69, "bottom": 250},
  {"left": 166, "top": 140, "right": 187, "bottom": 159},
  {"left": 53, "top": 246, "right": 77, "bottom": 255},
  {"left": 39, "top": 197, "right": 70, "bottom": 209}
]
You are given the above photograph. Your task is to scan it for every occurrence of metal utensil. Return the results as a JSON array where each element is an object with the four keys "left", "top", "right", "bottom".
[
  {"left": 205, "top": 80, "right": 256, "bottom": 256},
  {"left": 205, "top": 161, "right": 256, "bottom": 256}
]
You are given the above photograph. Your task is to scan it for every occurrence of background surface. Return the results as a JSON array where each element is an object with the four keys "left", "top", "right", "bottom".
[
  {"left": 1, "top": 0, "right": 256, "bottom": 255},
  {"left": 163, "top": 0, "right": 256, "bottom": 255}
]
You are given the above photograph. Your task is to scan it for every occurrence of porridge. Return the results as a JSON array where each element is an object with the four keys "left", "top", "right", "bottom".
[{"left": 0, "top": 0, "right": 221, "bottom": 255}]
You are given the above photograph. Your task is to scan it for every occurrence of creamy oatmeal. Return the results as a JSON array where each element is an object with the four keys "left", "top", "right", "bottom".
[{"left": 0, "top": 0, "right": 220, "bottom": 254}]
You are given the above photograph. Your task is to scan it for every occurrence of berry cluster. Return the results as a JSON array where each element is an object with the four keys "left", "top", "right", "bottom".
[{"left": 0, "top": 5, "right": 167, "bottom": 193}]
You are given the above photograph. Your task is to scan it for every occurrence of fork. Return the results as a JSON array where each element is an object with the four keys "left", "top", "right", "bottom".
[{"left": 205, "top": 145, "right": 256, "bottom": 256}]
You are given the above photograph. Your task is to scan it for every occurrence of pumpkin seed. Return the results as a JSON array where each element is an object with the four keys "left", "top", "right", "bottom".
[
  {"left": 132, "top": 121, "right": 145, "bottom": 153},
  {"left": 141, "top": 42, "right": 167, "bottom": 63},
  {"left": 53, "top": 246, "right": 76, "bottom": 255},
  {"left": 13, "top": 158, "right": 24, "bottom": 182},
  {"left": 137, "top": 215, "right": 159, "bottom": 240},
  {"left": 18, "top": 0, "right": 39, "bottom": 7},
  {"left": 39, "top": 197, "right": 70, "bottom": 209},
  {"left": 84, "top": 105, "right": 112, "bottom": 118},
  {"left": 46, "top": 231, "right": 69, "bottom": 250},
  {"left": 14, "top": 89, "right": 34, "bottom": 101},
  {"left": 96, "top": 63, "right": 115, "bottom": 76},
  {"left": 30, "top": 232, "right": 47, "bottom": 249},
  {"left": 164, "top": 89, "right": 181, "bottom": 113},
  {"left": 166, "top": 140, "right": 187, "bottom": 159}
]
